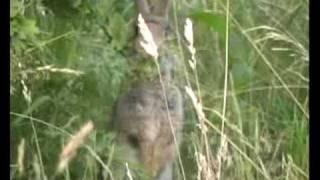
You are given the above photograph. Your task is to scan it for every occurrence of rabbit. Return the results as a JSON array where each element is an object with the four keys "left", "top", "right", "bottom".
[{"left": 112, "top": 54, "right": 183, "bottom": 180}]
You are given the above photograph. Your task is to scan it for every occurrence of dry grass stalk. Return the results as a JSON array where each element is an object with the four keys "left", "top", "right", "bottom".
[
  {"left": 57, "top": 121, "right": 94, "bottom": 173},
  {"left": 196, "top": 151, "right": 216, "bottom": 180},
  {"left": 187, "top": 86, "right": 217, "bottom": 179},
  {"left": 184, "top": 18, "right": 196, "bottom": 70},
  {"left": 137, "top": 13, "right": 159, "bottom": 59},
  {"left": 185, "top": 86, "right": 207, "bottom": 134},
  {"left": 21, "top": 80, "right": 31, "bottom": 104},
  {"left": 184, "top": 18, "right": 219, "bottom": 180},
  {"left": 125, "top": 162, "right": 134, "bottom": 180},
  {"left": 36, "top": 65, "right": 84, "bottom": 76},
  {"left": 183, "top": 19, "right": 207, "bottom": 133},
  {"left": 17, "top": 138, "right": 25, "bottom": 175},
  {"left": 32, "top": 156, "right": 42, "bottom": 180},
  {"left": 216, "top": 136, "right": 228, "bottom": 173}
]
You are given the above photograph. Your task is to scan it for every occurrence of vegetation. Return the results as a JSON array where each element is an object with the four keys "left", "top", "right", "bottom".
[{"left": 10, "top": 0, "right": 308, "bottom": 179}]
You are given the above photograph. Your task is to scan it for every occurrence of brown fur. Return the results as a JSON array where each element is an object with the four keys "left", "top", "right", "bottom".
[
  {"left": 134, "top": 0, "right": 171, "bottom": 56},
  {"left": 114, "top": 81, "right": 183, "bottom": 179}
]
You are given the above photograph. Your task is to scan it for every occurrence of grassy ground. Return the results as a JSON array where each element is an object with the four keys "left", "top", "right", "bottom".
[{"left": 10, "top": 0, "right": 308, "bottom": 179}]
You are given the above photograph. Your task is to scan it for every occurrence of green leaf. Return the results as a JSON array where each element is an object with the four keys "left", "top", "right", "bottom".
[
  {"left": 12, "top": 96, "right": 51, "bottom": 125},
  {"left": 94, "top": 0, "right": 116, "bottom": 18},
  {"left": 15, "top": 18, "right": 40, "bottom": 39},
  {"left": 107, "top": 13, "right": 128, "bottom": 50},
  {"left": 22, "top": 18, "right": 39, "bottom": 35},
  {"left": 10, "top": 0, "right": 23, "bottom": 18},
  {"left": 231, "top": 62, "right": 254, "bottom": 89},
  {"left": 10, "top": 19, "right": 18, "bottom": 36},
  {"left": 229, "top": 32, "right": 250, "bottom": 61},
  {"left": 71, "top": 0, "right": 82, "bottom": 8},
  {"left": 189, "top": 11, "right": 226, "bottom": 37}
]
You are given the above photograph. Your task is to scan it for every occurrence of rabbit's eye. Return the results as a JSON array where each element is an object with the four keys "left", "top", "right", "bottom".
[
  {"left": 162, "top": 98, "right": 175, "bottom": 110},
  {"left": 168, "top": 98, "right": 175, "bottom": 109},
  {"left": 150, "top": 5, "right": 155, "bottom": 12},
  {"left": 127, "top": 135, "right": 140, "bottom": 149}
]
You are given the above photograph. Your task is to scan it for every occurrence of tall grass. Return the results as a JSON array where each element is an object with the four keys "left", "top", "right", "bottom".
[{"left": 10, "top": 0, "right": 308, "bottom": 179}]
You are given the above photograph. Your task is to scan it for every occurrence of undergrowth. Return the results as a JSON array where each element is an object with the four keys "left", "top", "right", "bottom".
[{"left": 10, "top": 0, "right": 308, "bottom": 179}]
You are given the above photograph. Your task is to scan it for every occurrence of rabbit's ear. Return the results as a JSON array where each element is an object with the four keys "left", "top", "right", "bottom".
[
  {"left": 152, "top": 0, "right": 171, "bottom": 17},
  {"left": 136, "top": 0, "right": 151, "bottom": 17}
]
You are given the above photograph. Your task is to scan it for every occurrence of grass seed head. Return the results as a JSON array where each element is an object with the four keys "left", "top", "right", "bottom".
[
  {"left": 137, "top": 13, "right": 159, "bottom": 59},
  {"left": 57, "top": 121, "right": 94, "bottom": 173}
]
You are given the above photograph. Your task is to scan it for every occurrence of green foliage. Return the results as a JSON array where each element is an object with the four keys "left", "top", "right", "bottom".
[
  {"left": 10, "top": 0, "right": 134, "bottom": 178},
  {"left": 11, "top": 17, "right": 39, "bottom": 39},
  {"left": 189, "top": 11, "right": 226, "bottom": 38},
  {"left": 107, "top": 13, "right": 130, "bottom": 50},
  {"left": 231, "top": 61, "right": 255, "bottom": 89},
  {"left": 10, "top": 0, "right": 308, "bottom": 179}
]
